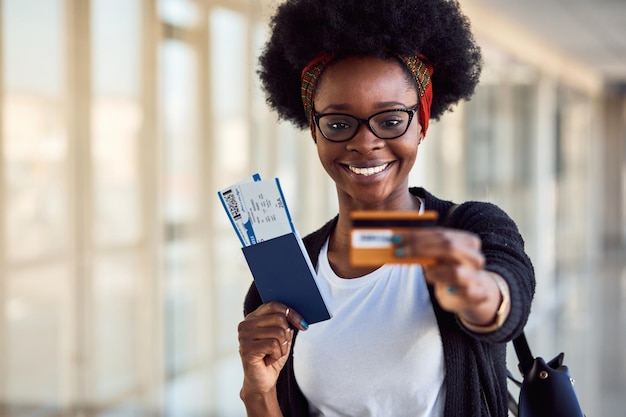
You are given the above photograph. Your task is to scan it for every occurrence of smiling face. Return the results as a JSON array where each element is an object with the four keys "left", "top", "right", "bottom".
[{"left": 313, "top": 56, "right": 423, "bottom": 211}]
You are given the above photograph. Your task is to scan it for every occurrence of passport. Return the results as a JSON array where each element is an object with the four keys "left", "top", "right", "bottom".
[
  {"left": 219, "top": 174, "right": 331, "bottom": 324},
  {"left": 242, "top": 232, "right": 331, "bottom": 324}
]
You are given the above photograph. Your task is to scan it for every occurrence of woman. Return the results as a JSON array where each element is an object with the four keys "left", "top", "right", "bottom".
[{"left": 237, "top": 0, "right": 535, "bottom": 416}]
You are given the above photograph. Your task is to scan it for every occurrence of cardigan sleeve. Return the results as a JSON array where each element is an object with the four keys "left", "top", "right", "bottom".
[{"left": 446, "top": 201, "right": 536, "bottom": 343}]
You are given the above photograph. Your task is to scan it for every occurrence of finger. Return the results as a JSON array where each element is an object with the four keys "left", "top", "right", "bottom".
[
  {"left": 279, "top": 328, "right": 294, "bottom": 358},
  {"left": 426, "top": 268, "right": 494, "bottom": 314},
  {"left": 262, "top": 328, "right": 295, "bottom": 366},
  {"left": 238, "top": 309, "right": 291, "bottom": 356},
  {"left": 285, "top": 306, "right": 309, "bottom": 331},
  {"left": 238, "top": 323, "right": 291, "bottom": 346},
  {"left": 246, "top": 301, "right": 291, "bottom": 318},
  {"left": 267, "top": 302, "right": 308, "bottom": 331},
  {"left": 415, "top": 231, "right": 483, "bottom": 266},
  {"left": 239, "top": 323, "right": 292, "bottom": 353},
  {"left": 238, "top": 324, "right": 287, "bottom": 362},
  {"left": 422, "top": 263, "right": 469, "bottom": 287},
  {"left": 239, "top": 338, "right": 285, "bottom": 367},
  {"left": 396, "top": 229, "right": 484, "bottom": 268},
  {"left": 245, "top": 301, "right": 309, "bottom": 331}
]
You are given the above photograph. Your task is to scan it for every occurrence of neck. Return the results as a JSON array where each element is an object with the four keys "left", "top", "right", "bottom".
[{"left": 327, "top": 190, "right": 421, "bottom": 277}]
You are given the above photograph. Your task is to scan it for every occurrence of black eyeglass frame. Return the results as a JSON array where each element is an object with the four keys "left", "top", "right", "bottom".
[{"left": 313, "top": 104, "right": 419, "bottom": 143}]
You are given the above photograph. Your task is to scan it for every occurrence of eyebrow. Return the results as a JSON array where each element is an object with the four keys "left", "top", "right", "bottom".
[{"left": 317, "top": 101, "right": 411, "bottom": 113}]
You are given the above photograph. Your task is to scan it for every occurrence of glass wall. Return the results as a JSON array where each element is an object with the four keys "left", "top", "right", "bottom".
[
  {"left": 2, "top": 0, "right": 71, "bottom": 414},
  {"left": 1, "top": 0, "right": 152, "bottom": 414},
  {"left": 208, "top": 7, "right": 250, "bottom": 416},
  {"left": 159, "top": 2, "right": 213, "bottom": 416},
  {"left": 90, "top": 0, "right": 145, "bottom": 411}
]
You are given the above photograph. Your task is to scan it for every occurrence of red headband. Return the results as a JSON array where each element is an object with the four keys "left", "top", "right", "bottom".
[{"left": 300, "top": 53, "right": 434, "bottom": 137}]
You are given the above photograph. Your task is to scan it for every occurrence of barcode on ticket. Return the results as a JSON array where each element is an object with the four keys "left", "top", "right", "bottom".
[{"left": 222, "top": 189, "right": 241, "bottom": 220}]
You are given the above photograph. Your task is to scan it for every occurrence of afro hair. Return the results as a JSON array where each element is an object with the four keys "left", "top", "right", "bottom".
[{"left": 258, "top": 0, "right": 483, "bottom": 130}]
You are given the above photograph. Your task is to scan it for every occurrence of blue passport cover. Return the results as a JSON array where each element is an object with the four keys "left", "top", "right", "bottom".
[{"left": 242, "top": 233, "right": 331, "bottom": 324}]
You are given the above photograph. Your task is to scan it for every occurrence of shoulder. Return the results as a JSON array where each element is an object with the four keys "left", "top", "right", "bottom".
[
  {"left": 448, "top": 201, "right": 525, "bottom": 249},
  {"left": 413, "top": 187, "right": 520, "bottom": 234}
]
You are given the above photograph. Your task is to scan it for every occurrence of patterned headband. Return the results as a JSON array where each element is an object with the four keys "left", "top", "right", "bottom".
[{"left": 300, "top": 53, "right": 434, "bottom": 138}]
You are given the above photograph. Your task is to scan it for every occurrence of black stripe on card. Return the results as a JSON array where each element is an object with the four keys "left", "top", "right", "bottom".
[{"left": 351, "top": 218, "right": 438, "bottom": 228}]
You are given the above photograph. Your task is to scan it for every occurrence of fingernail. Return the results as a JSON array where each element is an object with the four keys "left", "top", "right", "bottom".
[
  {"left": 300, "top": 319, "right": 309, "bottom": 330},
  {"left": 390, "top": 234, "right": 403, "bottom": 244},
  {"left": 394, "top": 247, "right": 405, "bottom": 257}
]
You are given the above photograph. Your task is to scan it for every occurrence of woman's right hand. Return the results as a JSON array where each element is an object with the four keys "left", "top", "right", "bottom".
[{"left": 238, "top": 301, "right": 308, "bottom": 399}]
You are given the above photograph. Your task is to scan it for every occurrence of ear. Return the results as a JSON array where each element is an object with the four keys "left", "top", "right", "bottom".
[
  {"left": 417, "top": 126, "right": 425, "bottom": 144},
  {"left": 309, "top": 125, "right": 318, "bottom": 144}
]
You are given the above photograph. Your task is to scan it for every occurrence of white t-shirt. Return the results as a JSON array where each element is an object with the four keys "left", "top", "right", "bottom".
[{"left": 293, "top": 239, "right": 446, "bottom": 417}]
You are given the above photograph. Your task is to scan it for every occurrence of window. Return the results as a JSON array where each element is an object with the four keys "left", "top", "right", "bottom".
[
  {"left": 90, "top": 0, "right": 144, "bottom": 405},
  {"left": 2, "top": 1, "right": 70, "bottom": 414}
]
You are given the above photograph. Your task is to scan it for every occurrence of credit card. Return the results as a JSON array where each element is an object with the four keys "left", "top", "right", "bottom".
[{"left": 350, "top": 210, "right": 439, "bottom": 267}]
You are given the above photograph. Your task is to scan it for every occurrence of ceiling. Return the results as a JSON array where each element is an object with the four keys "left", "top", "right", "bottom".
[{"left": 465, "top": 0, "right": 626, "bottom": 90}]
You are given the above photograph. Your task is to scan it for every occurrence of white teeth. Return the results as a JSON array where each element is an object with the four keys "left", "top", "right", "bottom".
[{"left": 349, "top": 163, "right": 389, "bottom": 176}]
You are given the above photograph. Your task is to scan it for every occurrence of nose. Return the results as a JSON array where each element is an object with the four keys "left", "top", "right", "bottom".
[{"left": 345, "top": 122, "right": 384, "bottom": 153}]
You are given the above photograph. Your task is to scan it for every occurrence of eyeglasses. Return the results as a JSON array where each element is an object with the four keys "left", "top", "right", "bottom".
[{"left": 313, "top": 105, "right": 419, "bottom": 142}]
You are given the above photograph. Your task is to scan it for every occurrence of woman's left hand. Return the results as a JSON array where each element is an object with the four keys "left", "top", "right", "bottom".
[{"left": 393, "top": 228, "right": 506, "bottom": 328}]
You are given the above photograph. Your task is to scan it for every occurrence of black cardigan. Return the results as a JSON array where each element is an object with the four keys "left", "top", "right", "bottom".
[{"left": 243, "top": 188, "right": 535, "bottom": 417}]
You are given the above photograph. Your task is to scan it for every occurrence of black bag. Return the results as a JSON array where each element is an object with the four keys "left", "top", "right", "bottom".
[{"left": 507, "top": 332, "right": 585, "bottom": 417}]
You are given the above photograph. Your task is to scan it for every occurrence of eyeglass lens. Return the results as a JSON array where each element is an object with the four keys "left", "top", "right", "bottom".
[{"left": 316, "top": 109, "right": 414, "bottom": 142}]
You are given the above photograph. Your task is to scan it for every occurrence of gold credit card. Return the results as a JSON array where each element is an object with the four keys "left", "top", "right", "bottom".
[{"left": 349, "top": 210, "right": 439, "bottom": 267}]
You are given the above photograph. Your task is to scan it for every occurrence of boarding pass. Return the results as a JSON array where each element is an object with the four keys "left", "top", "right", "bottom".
[{"left": 218, "top": 174, "right": 296, "bottom": 247}]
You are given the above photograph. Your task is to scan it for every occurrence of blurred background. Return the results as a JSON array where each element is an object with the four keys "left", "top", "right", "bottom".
[{"left": 0, "top": 0, "right": 624, "bottom": 416}]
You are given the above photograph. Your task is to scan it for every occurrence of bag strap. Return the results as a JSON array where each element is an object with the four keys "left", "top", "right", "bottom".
[
  {"left": 507, "top": 334, "right": 532, "bottom": 417},
  {"left": 441, "top": 203, "right": 460, "bottom": 226},
  {"left": 512, "top": 332, "right": 535, "bottom": 376}
]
